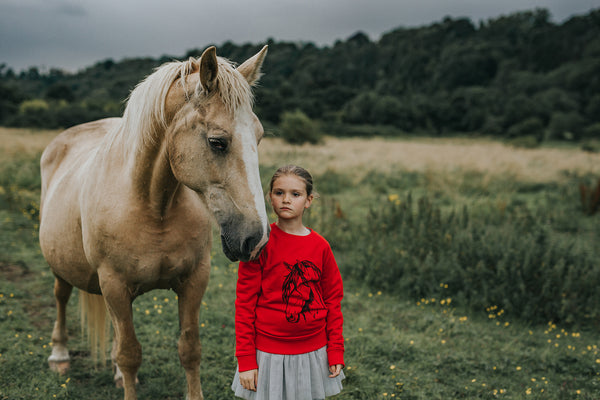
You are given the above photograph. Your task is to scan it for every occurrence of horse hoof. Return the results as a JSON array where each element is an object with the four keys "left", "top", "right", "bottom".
[
  {"left": 114, "top": 376, "right": 139, "bottom": 388},
  {"left": 49, "top": 360, "right": 70, "bottom": 375}
]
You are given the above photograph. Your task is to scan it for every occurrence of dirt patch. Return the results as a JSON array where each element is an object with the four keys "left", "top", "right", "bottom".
[{"left": 0, "top": 260, "right": 32, "bottom": 282}]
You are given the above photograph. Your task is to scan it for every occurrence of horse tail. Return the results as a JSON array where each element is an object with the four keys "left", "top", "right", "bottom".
[{"left": 79, "top": 290, "right": 110, "bottom": 365}]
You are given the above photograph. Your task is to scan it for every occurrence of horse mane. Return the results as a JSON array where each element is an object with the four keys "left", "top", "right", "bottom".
[{"left": 108, "top": 55, "right": 254, "bottom": 155}]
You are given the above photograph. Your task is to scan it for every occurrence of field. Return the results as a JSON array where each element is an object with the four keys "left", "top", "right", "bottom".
[{"left": 1, "top": 127, "right": 600, "bottom": 399}]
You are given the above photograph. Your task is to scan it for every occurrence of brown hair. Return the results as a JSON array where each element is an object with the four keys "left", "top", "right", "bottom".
[{"left": 269, "top": 165, "right": 316, "bottom": 197}]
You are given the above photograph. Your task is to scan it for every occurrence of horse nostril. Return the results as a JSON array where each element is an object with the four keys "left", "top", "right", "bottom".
[{"left": 242, "top": 234, "right": 259, "bottom": 256}]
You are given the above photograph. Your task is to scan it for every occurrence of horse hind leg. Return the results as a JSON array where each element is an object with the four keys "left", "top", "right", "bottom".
[{"left": 48, "top": 277, "right": 73, "bottom": 374}]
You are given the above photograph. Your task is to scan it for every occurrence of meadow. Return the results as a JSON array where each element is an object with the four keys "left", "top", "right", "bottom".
[{"left": 1, "top": 127, "right": 600, "bottom": 399}]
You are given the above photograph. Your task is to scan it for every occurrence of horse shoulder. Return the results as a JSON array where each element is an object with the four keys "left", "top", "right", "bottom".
[{"left": 41, "top": 118, "right": 121, "bottom": 188}]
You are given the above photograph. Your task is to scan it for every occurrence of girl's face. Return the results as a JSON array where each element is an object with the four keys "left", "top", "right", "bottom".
[{"left": 269, "top": 175, "right": 313, "bottom": 222}]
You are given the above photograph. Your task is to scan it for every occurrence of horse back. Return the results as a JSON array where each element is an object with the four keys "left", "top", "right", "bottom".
[{"left": 40, "top": 118, "right": 120, "bottom": 196}]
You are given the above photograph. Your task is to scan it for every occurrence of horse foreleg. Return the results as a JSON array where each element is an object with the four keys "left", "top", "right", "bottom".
[
  {"left": 112, "top": 334, "right": 140, "bottom": 388},
  {"left": 111, "top": 334, "right": 122, "bottom": 386},
  {"left": 176, "top": 264, "right": 210, "bottom": 400},
  {"left": 48, "top": 277, "right": 73, "bottom": 374},
  {"left": 99, "top": 270, "right": 141, "bottom": 400}
]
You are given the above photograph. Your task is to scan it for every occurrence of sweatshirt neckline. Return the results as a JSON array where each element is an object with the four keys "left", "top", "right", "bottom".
[{"left": 272, "top": 222, "right": 313, "bottom": 237}]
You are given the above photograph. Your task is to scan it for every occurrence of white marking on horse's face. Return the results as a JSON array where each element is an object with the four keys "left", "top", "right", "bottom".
[{"left": 236, "top": 109, "right": 269, "bottom": 258}]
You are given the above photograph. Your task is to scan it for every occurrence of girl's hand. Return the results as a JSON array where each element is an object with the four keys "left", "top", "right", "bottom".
[
  {"left": 329, "top": 364, "right": 343, "bottom": 378},
  {"left": 240, "top": 369, "right": 258, "bottom": 391}
]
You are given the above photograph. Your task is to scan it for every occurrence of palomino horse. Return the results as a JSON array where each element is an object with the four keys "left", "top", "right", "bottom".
[{"left": 39, "top": 46, "right": 269, "bottom": 400}]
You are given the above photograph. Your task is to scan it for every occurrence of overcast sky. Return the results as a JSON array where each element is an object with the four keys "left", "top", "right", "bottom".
[{"left": 0, "top": 0, "right": 597, "bottom": 73}]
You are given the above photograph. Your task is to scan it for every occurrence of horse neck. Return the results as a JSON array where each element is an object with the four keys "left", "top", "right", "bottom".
[
  {"left": 113, "top": 74, "right": 193, "bottom": 218},
  {"left": 128, "top": 132, "right": 180, "bottom": 218}
]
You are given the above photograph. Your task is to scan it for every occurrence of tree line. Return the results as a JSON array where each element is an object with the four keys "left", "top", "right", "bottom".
[{"left": 1, "top": 8, "right": 599, "bottom": 144}]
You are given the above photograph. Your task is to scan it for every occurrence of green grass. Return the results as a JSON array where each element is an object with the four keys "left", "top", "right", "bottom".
[
  {"left": 1, "top": 143, "right": 600, "bottom": 399},
  {"left": 2, "top": 247, "right": 600, "bottom": 399}
]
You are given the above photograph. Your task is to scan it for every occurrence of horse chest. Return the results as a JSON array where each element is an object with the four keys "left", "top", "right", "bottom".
[{"left": 89, "top": 214, "right": 209, "bottom": 280}]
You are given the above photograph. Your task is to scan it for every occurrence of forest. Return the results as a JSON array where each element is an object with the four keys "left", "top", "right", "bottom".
[{"left": 1, "top": 8, "right": 599, "bottom": 143}]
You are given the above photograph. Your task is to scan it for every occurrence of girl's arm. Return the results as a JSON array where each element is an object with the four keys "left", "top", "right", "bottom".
[
  {"left": 235, "top": 258, "right": 263, "bottom": 372},
  {"left": 321, "top": 246, "right": 345, "bottom": 368}
]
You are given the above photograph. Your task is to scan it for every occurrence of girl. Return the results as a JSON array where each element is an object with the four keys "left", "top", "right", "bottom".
[{"left": 232, "top": 165, "right": 345, "bottom": 400}]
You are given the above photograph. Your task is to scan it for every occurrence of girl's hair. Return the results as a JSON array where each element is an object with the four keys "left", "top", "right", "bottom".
[{"left": 269, "top": 165, "right": 316, "bottom": 197}]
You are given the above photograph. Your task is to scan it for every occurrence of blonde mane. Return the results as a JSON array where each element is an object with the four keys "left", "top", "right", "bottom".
[{"left": 108, "top": 56, "right": 254, "bottom": 155}]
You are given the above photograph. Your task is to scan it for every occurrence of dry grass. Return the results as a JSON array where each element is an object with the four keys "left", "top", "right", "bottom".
[
  {"left": 0, "top": 127, "right": 61, "bottom": 156},
  {"left": 2, "top": 127, "right": 599, "bottom": 183},
  {"left": 259, "top": 136, "right": 600, "bottom": 183}
]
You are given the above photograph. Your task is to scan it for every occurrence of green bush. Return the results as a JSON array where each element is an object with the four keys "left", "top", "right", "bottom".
[
  {"left": 314, "top": 169, "right": 353, "bottom": 194},
  {"left": 277, "top": 109, "right": 323, "bottom": 144},
  {"left": 316, "top": 192, "right": 600, "bottom": 328},
  {"left": 506, "top": 117, "right": 544, "bottom": 140},
  {"left": 582, "top": 122, "right": 600, "bottom": 139},
  {"left": 547, "top": 111, "right": 585, "bottom": 140}
]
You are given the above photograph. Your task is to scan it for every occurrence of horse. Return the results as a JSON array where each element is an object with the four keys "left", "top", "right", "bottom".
[
  {"left": 38, "top": 45, "right": 269, "bottom": 400},
  {"left": 281, "top": 260, "right": 326, "bottom": 323}
]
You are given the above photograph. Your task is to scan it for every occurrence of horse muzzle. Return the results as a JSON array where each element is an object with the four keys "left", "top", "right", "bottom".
[{"left": 220, "top": 219, "right": 269, "bottom": 262}]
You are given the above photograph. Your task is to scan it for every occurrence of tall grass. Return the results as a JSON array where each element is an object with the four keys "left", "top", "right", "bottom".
[
  {"left": 2, "top": 132, "right": 600, "bottom": 398},
  {"left": 309, "top": 172, "right": 600, "bottom": 328}
]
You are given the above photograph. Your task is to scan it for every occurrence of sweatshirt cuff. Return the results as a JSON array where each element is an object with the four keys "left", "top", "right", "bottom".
[
  {"left": 327, "top": 349, "right": 345, "bottom": 368},
  {"left": 237, "top": 354, "right": 258, "bottom": 372}
]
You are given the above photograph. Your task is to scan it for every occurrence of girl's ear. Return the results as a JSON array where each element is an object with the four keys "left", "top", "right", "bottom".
[{"left": 304, "top": 194, "right": 314, "bottom": 209}]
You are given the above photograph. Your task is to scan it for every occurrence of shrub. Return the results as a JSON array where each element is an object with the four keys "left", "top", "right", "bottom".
[
  {"left": 547, "top": 111, "right": 585, "bottom": 140},
  {"left": 314, "top": 169, "right": 353, "bottom": 194},
  {"left": 506, "top": 135, "right": 540, "bottom": 148},
  {"left": 277, "top": 109, "right": 323, "bottom": 144},
  {"left": 505, "top": 117, "right": 544, "bottom": 140},
  {"left": 315, "top": 192, "right": 600, "bottom": 328},
  {"left": 582, "top": 122, "right": 600, "bottom": 140}
]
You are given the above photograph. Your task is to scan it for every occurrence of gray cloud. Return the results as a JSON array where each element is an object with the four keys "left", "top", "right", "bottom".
[
  {"left": 55, "top": 2, "right": 87, "bottom": 17},
  {"left": 0, "top": 0, "right": 597, "bottom": 72}
]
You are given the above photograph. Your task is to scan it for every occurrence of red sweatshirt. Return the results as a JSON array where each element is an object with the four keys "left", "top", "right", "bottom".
[{"left": 235, "top": 223, "right": 345, "bottom": 372}]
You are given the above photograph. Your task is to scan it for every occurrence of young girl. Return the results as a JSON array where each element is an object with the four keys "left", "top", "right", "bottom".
[{"left": 232, "top": 165, "right": 345, "bottom": 400}]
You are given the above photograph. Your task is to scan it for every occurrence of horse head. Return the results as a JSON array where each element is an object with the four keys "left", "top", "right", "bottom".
[
  {"left": 164, "top": 46, "right": 269, "bottom": 262},
  {"left": 282, "top": 261, "right": 324, "bottom": 323}
]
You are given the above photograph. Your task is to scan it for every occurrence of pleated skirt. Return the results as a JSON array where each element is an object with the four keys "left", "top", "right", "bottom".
[{"left": 231, "top": 346, "right": 345, "bottom": 400}]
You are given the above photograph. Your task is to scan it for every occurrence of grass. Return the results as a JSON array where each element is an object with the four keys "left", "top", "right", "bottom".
[
  {"left": 1, "top": 128, "right": 600, "bottom": 399},
  {"left": 2, "top": 248, "right": 600, "bottom": 399}
]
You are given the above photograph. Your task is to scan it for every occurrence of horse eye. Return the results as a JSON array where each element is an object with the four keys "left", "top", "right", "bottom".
[{"left": 208, "top": 137, "right": 228, "bottom": 152}]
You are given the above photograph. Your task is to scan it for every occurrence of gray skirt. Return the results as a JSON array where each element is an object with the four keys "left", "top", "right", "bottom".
[{"left": 231, "top": 346, "right": 345, "bottom": 400}]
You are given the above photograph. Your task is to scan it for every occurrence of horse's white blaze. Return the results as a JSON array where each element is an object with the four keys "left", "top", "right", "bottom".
[{"left": 237, "top": 112, "right": 269, "bottom": 258}]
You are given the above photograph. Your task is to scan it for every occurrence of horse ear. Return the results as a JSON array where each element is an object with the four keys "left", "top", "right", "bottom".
[
  {"left": 237, "top": 45, "right": 268, "bottom": 86},
  {"left": 199, "top": 46, "right": 218, "bottom": 92}
]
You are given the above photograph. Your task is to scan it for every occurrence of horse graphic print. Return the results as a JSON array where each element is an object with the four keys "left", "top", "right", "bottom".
[{"left": 281, "top": 260, "right": 326, "bottom": 323}]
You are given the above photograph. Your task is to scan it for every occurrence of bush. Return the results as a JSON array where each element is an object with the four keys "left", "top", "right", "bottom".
[
  {"left": 547, "top": 111, "right": 585, "bottom": 140},
  {"left": 507, "top": 135, "right": 540, "bottom": 148},
  {"left": 582, "top": 122, "right": 600, "bottom": 139},
  {"left": 505, "top": 117, "right": 544, "bottom": 140},
  {"left": 277, "top": 109, "right": 323, "bottom": 144},
  {"left": 315, "top": 192, "right": 600, "bottom": 328}
]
